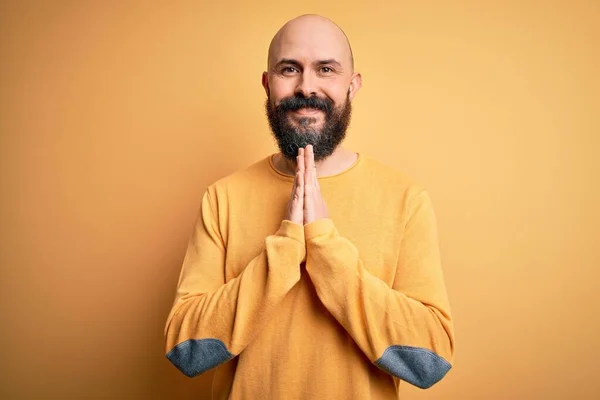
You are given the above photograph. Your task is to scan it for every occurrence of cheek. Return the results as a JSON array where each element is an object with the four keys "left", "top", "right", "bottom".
[
  {"left": 323, "top": 82, "right": 350, "bottom": 105},
  {"left": 269, "top": 78, "right": 297, "bottom": 102}
]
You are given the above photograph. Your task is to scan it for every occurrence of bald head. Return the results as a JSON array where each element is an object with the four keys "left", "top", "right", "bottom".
[{"left": 267, "top": 14, "right": 354, "bottom": 72}]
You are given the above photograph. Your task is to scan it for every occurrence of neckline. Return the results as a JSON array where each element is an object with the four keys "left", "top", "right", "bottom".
[{"left": 267, "top": 151, "right": 363, "bottom": 181}]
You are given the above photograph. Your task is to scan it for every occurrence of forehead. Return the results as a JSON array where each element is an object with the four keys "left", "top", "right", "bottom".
[{"left": 269, "top": 22, "right": 350, "bottom": 67}]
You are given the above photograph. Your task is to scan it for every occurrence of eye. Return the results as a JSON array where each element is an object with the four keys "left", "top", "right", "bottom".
[
  {"left": 281, "top": 66, "right": 299, "bottom": 75},
  {"left": 320, "top": 66, "right": 334, "bottom": 74}
]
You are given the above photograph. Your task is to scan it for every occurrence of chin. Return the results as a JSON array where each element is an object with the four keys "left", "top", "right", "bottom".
[{"left": 288, "top": 115, "right": 324, "bottom": 127}]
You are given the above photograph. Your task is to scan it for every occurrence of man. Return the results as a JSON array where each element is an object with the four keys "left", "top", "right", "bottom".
[{"left": 164, "top": 14, "right": 455, "bottom": 399}]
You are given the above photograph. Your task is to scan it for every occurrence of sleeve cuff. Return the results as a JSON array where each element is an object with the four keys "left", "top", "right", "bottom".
[
  {"left": 278, "top": 220, "right": 305, "bottom": 244},
  {"left": 304, "top": 218, "right": 336, "bottom": 241}
]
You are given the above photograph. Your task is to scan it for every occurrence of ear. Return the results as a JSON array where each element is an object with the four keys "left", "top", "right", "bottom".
[
  {"left": 348, "top": 72, "right": 362, "bottom": 101},
  {"left": 262, "top": 71, "right": 270, "bottom": 97}
]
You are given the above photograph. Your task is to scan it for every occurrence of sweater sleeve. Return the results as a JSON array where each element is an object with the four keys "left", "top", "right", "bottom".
[
  {"left": 303, "top": 189, "right": 454, "bottom": 389},
  {"left": 164, "top": 189, "right": 305, "bottom": 377}
]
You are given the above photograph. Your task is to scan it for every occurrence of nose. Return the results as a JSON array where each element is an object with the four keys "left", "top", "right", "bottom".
[{"left": 295, "top": 71, "right": 317, "bottom": 98}]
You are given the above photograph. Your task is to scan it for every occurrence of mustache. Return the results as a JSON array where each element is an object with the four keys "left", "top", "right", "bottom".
[{"left": 276, "top": 95, "right": 334, "bottom": 114}]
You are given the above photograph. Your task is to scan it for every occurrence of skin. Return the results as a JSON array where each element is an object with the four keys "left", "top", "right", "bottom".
[
  {"left": 284, "top": 144, "right": 328, "bottom": 225},
  {"left": 262, "top": 15, "right": 362, "bottom": 225}
]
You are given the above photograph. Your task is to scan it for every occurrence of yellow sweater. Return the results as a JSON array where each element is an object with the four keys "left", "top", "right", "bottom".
[{"left": 164, "top": 152, "right": 455, "bottom": 399}]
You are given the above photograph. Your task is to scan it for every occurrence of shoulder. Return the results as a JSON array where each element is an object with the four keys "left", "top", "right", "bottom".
[
  {"left": 359, "top": 153, "right": 427, "bottom": 198},
  {"left": 204, "top": 155, "right": 274, "bottom": 201}
]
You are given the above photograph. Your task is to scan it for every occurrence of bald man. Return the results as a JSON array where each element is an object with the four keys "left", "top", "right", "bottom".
[{"left": 165, "top": 15, "right": 455, "bottom": 399}]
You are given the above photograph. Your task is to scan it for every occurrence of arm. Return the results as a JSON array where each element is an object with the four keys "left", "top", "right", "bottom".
[
  {"left": 304, "top": 189, "right": 455, "bottom": 389},
  {"left": 164, "top": 189, "right": 305, "bottom": 377}
]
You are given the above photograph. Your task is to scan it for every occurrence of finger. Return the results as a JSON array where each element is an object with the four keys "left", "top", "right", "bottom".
[
  {"left": 298, "top": 150, "right": 305, "bottom": 197},
  {"left": 298, "top": 148, "right": 304, "bottom": 169},
  {"left": 305, "top": 145, "right": 313, "bottom": 186},
  {"left": 292, "top": 155, "right": 300, "bottom": 198},
  {"left": 310, "top": 145, "right": 319, "bottom": 190},
  {"left": 311, "top": 146, "right": 319, "bottom": 189},
  {"left": 298, "top": 147, "right": 305, "bottom": 172}
]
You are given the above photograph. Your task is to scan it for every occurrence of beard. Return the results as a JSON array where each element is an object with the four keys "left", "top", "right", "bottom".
[{"left": 265, "top": 92, "right": 352, "bottom": 162}]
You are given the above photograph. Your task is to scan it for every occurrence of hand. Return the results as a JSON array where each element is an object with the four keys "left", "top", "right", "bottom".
[
  {"left": 283, "top": 148, "right": 305, "bottom": 225},
  {"left": 303, "top": 145, "right": 329, "bottom": 225}
]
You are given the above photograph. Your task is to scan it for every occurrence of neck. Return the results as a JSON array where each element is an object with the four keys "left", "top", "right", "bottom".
[{"left": 273, "top": 146, "right": 358, "bottom": 177}]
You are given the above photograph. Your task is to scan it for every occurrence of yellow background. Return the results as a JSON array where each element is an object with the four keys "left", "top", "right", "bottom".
[{"left": 1, "top": 1, "right": 599, "bottom": 398}]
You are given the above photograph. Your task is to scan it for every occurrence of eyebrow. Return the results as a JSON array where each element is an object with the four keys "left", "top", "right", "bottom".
[{"left": 274, "top": 58, "right": 343, "bottom": 69}]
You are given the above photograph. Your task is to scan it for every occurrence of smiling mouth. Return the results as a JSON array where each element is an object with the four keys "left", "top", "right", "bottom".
[{"left": 292, "top": 108, "right": 322, "bottom": 116}]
